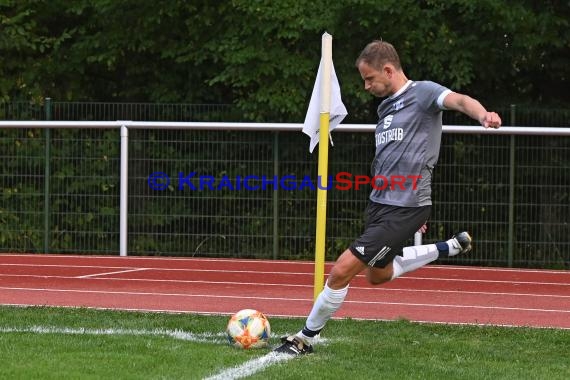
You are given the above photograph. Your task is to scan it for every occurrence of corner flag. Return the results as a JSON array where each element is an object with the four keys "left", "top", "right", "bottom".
[
  {"left": 304, "top": 33, "right": 347, "bottom": 301},
  {"left": 302, "top": 37, "right": 347, "bottom": 153}
]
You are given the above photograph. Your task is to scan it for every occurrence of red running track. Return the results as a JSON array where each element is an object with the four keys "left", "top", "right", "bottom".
[{"left": 0, "top": 254, "right": 569, "bottom": 329}]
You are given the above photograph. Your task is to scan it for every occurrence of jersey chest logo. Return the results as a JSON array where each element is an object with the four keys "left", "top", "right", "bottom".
[
  {"left": 383, "top": 115, "right": 394, "bottom": 129},
  {"left": 393, "top": 99, "right": 404, "bottom": 111}
]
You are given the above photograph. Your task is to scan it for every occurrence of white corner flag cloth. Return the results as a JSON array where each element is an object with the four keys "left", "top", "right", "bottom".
[{"left": 302, "top": 59, "right": 348, "bottom": 153}]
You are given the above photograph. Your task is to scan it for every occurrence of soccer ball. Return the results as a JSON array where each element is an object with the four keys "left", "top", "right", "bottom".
[{"left": 226, "top": 309, "right": 271, "bottom": 349}]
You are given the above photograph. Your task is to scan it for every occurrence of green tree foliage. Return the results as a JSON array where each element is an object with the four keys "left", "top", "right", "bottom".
[
  {"left": 1, "top": 0, "right": 569, "bottom": 120},
  {"left": 0, "top": 1, "right": 72, "bottom": 102}
]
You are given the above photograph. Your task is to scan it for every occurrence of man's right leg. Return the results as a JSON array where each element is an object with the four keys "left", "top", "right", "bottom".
[
  {"left": 302, "top": 250, "right": 367, "bottom": 336},
  {"left": 274, "top": 249, "right": 366, "bottom": 355}
]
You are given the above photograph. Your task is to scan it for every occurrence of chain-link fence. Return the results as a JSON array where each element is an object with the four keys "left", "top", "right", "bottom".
[{"left": 1, "top": 101, "right": 569, "bottom": 268}]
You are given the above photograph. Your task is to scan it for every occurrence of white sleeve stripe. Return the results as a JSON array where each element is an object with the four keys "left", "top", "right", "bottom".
[{"left": 437, "top": 89, "right": 452, "bottom": 110}]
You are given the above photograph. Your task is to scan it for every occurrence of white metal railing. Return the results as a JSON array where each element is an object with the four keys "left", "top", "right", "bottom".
[
  {"left": 3, "top": 120, "right": 570, "bottom": 134},
  {"left": 2, "top": 121, "right": 570, "bottom": 256}
]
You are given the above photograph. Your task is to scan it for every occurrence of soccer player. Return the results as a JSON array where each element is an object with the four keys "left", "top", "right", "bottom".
[{"left": 275, "top": 40, "right": 502, "bottom": 355}]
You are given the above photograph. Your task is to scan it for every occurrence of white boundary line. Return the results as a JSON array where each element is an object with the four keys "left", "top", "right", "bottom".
[
  {"left": 0, "top": 322, "right": 296, "bottom": 380},
  {"left": 204, "top": 352, "right": 292, "bottom": 380},
  {"left": 0, "top": 325, "right": 226, "bottom": 344}
]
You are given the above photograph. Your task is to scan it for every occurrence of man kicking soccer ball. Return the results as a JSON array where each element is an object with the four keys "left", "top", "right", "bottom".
[{"left": 275, "top": 40, "right": 502, "bottom": 355}]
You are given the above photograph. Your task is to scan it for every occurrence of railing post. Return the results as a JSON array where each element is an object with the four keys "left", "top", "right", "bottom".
[
  {"left": 43, "top": 97, "right": 52, "bottom": 253},
  {"left": 272, "top": 132, "right": 279, "bottom": 259},
  {"left": 119, "top": 123, "right": 129, "bottom": 256},
  {"left": 507, "top": 105, "right": 516, "bottom": 267}
]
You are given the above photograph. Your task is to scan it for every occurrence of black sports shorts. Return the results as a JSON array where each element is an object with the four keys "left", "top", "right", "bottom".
[{"left": 349, "top": 202, "right": 431, "bottom": 268}]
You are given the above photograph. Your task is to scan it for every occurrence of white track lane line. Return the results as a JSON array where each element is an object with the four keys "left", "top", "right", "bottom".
[
  {"left": 1, "top": 277, "right": 569, "bottom": 299},
  {"left": 0, "top": 263, "right": 314, "bottom": 275},
  {"left": 0, "top": 254, "right": 319, "bottom": 266},
  {"left": 76, "top": 268, "right": 148, "bottom": 278},
  {"left": 1, "top": 286, "right": 569, "bottom": 314},
  {"left": 1, "top": 255, "right": 569, "bottom": 274},
  {"left": 0, "top": 272, "right": 568, "bottom": 287},
  {"left": 2, "top": 261, "right": 569, "bottom": 276}
]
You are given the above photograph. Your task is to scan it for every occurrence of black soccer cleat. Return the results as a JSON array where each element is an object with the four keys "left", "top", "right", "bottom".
[{"left": 274, "top": 336, "right": 313, "bottom": 356}]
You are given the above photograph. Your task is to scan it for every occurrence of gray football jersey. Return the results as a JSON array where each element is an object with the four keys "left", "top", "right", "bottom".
[{"left": 370, "top": 80, "right": 450, "bottom": 207}]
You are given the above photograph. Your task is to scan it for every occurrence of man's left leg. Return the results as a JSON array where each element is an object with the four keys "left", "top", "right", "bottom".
[{"left": 367, "top": 231, "right": 473, "bottom": 283}]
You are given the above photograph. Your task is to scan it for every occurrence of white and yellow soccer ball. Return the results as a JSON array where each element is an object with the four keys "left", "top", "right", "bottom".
[{"left": 226, "top": 309, "right": 271, "bottom": 349}]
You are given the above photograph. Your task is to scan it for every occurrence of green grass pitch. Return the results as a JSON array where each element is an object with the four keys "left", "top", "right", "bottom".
[{"left": 0, "top": 306, "right": 568, "bottom": 379}]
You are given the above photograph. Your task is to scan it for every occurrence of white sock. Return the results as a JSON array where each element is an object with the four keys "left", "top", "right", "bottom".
[
  {"left": 296, "top": 282, "right": 348, "bottom": 344},
  {"left": 391, "top": 244, "right": 440, "bottom": 280}
]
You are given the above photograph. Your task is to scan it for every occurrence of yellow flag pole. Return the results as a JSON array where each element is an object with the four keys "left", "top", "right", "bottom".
[{"left": 314, "top": 32, "right": 333, "bottom": 301}]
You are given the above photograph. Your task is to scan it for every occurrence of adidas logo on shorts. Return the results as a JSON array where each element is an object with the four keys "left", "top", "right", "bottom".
[{"left": 355, "top": 246, "right": 365, "bottom": 255}]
